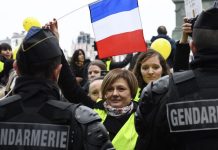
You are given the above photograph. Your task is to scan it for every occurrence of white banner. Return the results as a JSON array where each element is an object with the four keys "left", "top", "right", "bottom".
[{"left": 184, "top": 0, "right": 203, "bottom": 18}]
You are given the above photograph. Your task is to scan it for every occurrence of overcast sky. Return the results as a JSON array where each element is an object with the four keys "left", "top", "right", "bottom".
[{"left": 0, "top": 0, "right": 175, "bottom": 52}]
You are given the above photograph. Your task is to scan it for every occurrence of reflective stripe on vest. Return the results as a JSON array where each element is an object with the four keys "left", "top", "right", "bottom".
[
  {"left": 0, "top": 61, "right": 4, "bottom": 73},
  {"left": 106, "top": 60, "right": 111, "bottom": 71},
  {"left": 133, "top": 87, "right": 141, "bottom": 102},
  {"left": 94, "top": 109, "right": 138, "bottom": 150}
]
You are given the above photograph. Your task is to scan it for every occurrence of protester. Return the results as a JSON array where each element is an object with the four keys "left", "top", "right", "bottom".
[
  {"left": 150, "top": 25, "right": 176, "bottom": 68},
  {"left": 69, "top": 49, "right": 90, "bottom": 86},
  {"left": 0, "top": 43, "right": 14, "bottom": 85},
  {"left": 135, "top": 6, "right": 218, "bottom": 150},
  {"left": 46, "top": 20, "right": 139, "bottom": 149},
  {"left": 82, "top": 59, "right": 106, "bottom": 93},
  {"left": 0, "top": 27, "right": 114, "bottom": 149},
  {"left": 0, "top": 43, "right": 13, "bottom": 59},
  {"left": 88, "top": 76, "right": 104, "bottom": 102},
  {"left": 132, "top": 49, "right": 170, "bottom": 101},
  {"left": 173, "top": 17, "right": 194, "bottom": 72},
  {"left": 94, "top": 68, "right": 139, "bottom": 150},
  {"left": 97, "top": 53, "right": 133, "bottom": 71},
  {"left": 44, "top": 19, "right": 96, "bottom": 108}
]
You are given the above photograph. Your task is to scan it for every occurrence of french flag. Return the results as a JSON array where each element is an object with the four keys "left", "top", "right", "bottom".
[{"left": 89, "top": 0, "right": 147, "bottom": 59}]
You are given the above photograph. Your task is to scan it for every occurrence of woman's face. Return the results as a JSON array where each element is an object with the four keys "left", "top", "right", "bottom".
[
  {"left": 88, "top": 65, "right": 101, "bottom": 81},
  {"left": 1, "top": 49, "right": 12, "bottom": 59},
  {"left": 140, "top": 55, "right": 163, "bottom": 84},
  {"left": 105, "top": 78, "right": 132, "bottom": 108},
  {"left": 88, "top": 79, "right": 103, "bottom": 102},
  {"left": 78, "top": 51, "right": 84, "bottom": 62}
]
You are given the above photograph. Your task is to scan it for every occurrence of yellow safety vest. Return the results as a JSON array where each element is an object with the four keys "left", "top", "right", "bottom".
[
  {"left": 133, "top": 87, "right": 141, "bottom": 102},
  {"left": 106, "top": 60, "right": 111, "bottom": 71},
  {"left": 94, "top": 108, "right": 138, "bottom": 150},
  {"left": 0, "top": 61, "right": 4, "bottom": 73}
]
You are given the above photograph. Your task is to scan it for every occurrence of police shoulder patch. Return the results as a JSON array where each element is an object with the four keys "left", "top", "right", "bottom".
[{"left": 75, "top": 105, "right": 101, "bottom": 124}]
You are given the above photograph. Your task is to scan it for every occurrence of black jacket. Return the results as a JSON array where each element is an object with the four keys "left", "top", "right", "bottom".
[
  {"left": 136, "top": 47, "right": 218, "bottom": 150},
  {"left": 173, "top": 41, "right": 190, "bottom": 72},
  {"left": 70, "top": 59, "right": 91, "bottom": 86},
  {"left": 58, "top": 53, "right": 95, "bottom": 108},
  {"left": 0, "top": 76, "right": 114, "bottom": 150}
]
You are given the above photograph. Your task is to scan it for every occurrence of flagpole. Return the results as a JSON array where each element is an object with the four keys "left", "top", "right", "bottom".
[
  {"left": 57, "top": 0, "right": 102, "bottom": 21},
  {"left": 57, "top": 4, "right": 88, "bottom": 21}
]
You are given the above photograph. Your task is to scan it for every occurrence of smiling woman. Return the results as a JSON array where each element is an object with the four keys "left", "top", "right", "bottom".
[{"left": 94, "top": 68, "right": 139, "bottom": 150}]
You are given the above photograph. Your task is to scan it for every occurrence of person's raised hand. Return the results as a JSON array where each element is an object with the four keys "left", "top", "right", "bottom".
[
  {"left": 183, "top": 18, "right": 192, "bottom": 34},
  {"left": 179, "top": 17, "right": 192, "bottom": 44},
  {"left": 43, "top": 18, "right": 59, "bottom": 40}
]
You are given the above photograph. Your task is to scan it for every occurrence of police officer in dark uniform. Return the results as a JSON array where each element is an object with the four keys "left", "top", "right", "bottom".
[
  {"left": 135, "top": 5, "right": 218, "bottom": 150},
  {"left": 0, "top": 27, "right": 114, "bottom": 150}
]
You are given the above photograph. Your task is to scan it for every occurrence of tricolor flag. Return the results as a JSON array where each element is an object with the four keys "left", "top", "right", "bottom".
[{"left": 89, "top": 0, "right": 147, "bottom": 58}]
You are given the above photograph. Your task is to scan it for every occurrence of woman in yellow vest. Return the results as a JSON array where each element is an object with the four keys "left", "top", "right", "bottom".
[
  {"left": 94, "top": 68, "right": 138, "bottom": 150},
  {"left": 132, "top": 49, "right": 171, "bottom": 101},
  {"left": 0, "top": 43, "right": 14, "bottom": 86},
  {"left": 98, "top": 53, "right": 133, "bottom": 72}
]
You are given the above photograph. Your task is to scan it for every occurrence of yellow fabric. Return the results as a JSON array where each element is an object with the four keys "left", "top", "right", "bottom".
[
  {"left": 94, "top": 108, "right": 107, "bottom": 123},
  {"left": 0, "top": 61, "right": 4, "bottom": 73},
  {"left": 96, "top": 98, "right": 103, "bottom": 102},
  {"left": 133, "top": 87, "right": 141, "bottom": 102},
  {"left": 13, "top": 46, "right": 19, "bottom": 60},
  {"left": 106, "top": 60, "right": 111, "bottom": 71},
  {"left": 94, "top": 109, "right": 138, "bottom": 150}
]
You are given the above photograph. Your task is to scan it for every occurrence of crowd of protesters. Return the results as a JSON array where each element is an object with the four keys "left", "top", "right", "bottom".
[{"left": 0, "top": 4, "right": 218, "bottom": 150}]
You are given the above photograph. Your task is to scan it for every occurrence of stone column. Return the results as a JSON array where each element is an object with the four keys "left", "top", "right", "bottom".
[{"left": 172, "top": 0, "right": 214, "bottom": 40}]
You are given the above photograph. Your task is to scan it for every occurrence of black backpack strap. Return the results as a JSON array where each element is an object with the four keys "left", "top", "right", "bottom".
[
  {"left": 0, "top": 94, "right": 22, "bottom": 120},
  {"left": 0, "top": 94, "right": 21, "bottom": 106},
  {"left": 39, "top": 100, "right": 85, "bottom": 149},
  {"left": 40, "top": 100, "right": 80, "bottom": 121}
]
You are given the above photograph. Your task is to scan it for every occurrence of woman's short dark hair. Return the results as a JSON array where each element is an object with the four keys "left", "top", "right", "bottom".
[
  {"left": 133, "top": 49, "right": 170, "bottom": 88},
  {"left": 0, "top": 43, "right": 12, "bottom": 52}
]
